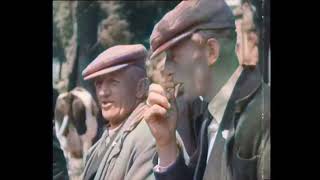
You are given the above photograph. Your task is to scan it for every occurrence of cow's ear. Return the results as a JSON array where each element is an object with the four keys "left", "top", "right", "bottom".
[{"left": 91, "top": 99, "right": 99, "bottom": 116}]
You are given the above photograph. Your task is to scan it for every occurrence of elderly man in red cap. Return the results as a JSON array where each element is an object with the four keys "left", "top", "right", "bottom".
[
  {"left": 144, "top": 0, "right": 270, "bottom": 180},
  {"left": 81, "top": 44, "right": 156, "bottom": 180}
]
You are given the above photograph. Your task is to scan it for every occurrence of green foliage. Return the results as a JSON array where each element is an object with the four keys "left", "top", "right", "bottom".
[
  {"left": 98, "top": 14, "right": 132, "bottom": 47},
  {"left": 52, "top": 1, "right": 180, "bottom": 90},
  {"left": 53, "top": 1, "right": 180, "bottom": 58},
  {"left": 97, "top": 1, "right": 132, "bottom": 48},
  {"left": 118, "top": 1, "right": 180, "bottom": 47}
]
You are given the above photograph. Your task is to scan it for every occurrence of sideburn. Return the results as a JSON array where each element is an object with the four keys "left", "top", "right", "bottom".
[{"left": 193, "top": 62, "right": 210, "bottom": 96}]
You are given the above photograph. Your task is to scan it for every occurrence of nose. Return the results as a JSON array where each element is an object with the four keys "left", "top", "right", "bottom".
[{"left": 97, "top": 82, "right": 111, "bottom": 98}]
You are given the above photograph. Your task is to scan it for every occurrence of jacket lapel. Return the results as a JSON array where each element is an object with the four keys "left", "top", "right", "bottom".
[
  {"left": 82, "top": 131, "right": 109, "bottom": 180},
  {"left": 106, "top": 103, "right": 147, "bottom": 164},
  {"left": 225, "top": 67, "right": 262, "bottom": 166},
  {"left": 193, "top": 110, "right": 212, "bottom": 180},
  {"left": 93, "top": 103, "right": 147, "bottom": 180},
  {"left": 202, "top": 86, "right": 237, "bottom": 180},
  {"left": 200, "top": 67, "right": 262, "bottom": 180}
]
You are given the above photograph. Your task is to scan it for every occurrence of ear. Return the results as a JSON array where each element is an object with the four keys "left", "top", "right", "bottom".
[
  {"left": 135, "top": 78, "right": 149, "bottom": 99},
  {"left": 206, "top": 38, "right": 220, "bottom": 66}
]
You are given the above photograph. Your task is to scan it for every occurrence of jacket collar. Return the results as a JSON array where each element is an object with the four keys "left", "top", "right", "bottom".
[
  {"left": 208, "top": 66, "right": 243, "bottom": 124},
  {"left": 233, "top": 67, "right": 262, "bottom": 114},
  {"left": 105, "top": 102, "right": 147, "bottom": 164}
]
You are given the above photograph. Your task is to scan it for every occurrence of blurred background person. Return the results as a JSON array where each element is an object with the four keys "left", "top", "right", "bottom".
[
  {"left": 235, "top": 2, "right": 259, "bottom": 67},
  {"left": 53, "top": 132, "right": 69, "bottom": 180},
  {"left": 230, "top": 0, "right": 270, "bottom": 84}
]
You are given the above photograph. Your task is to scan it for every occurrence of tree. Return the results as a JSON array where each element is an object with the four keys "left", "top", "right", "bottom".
[
  {"left": 53, "top": 1, "right": 180, "bottom": 94},
  {"left": 119, "top": 1, "right": 179, "bottom": 47}
]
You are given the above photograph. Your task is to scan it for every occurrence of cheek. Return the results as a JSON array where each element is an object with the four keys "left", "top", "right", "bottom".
[
  {"left": 193, "top": 68, "right": 204, "bottom": 91},
  {"left": 174, "top": 60, "right": 194, "bottom": 81},
  {"left": 117, "top": 85, "right": 137, "bottom": 111},
  {"left": 192, "top": 63, "right": 209, "bottom": 93}
]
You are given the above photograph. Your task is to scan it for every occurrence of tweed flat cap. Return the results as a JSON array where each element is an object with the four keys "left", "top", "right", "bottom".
[
  {"left": 82, "top": 44, "right": 147, "bottom": 80},
  {"left": 150, "top": 0, "right": 235, "bottom": 58}
]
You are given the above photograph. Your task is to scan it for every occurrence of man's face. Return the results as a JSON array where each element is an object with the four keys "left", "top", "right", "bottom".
[
  {"left": 162, "top": 38, "right": 211, "bottom": 100},
  {"left": 235, "top": 3, "right": 259, "bottom": 66},
  {"left": 94, "top": 67, "right": 138, "bottom": 125}
]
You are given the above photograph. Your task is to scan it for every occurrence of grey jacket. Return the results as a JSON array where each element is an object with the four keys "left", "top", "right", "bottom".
[{"left": 82, "top": 103, "right": 156, "bottom": 180}]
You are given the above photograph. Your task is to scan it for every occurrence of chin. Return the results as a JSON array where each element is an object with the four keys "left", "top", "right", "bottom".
[
  {"left": 102, "top": 110, "right": 129, "bottom": 126},
  {"left": 102, "top": 111, "right": 116, "bottom": 121}
]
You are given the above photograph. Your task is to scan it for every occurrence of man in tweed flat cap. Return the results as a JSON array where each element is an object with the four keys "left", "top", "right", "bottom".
[
  {"left": 144, "top": 0, "right": 270, "bottom": 180},
  {"left": 81, "top": 44, "right": 156, "bottom": 180}
]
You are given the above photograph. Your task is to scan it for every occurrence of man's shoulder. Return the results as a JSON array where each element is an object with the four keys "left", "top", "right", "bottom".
[
  {"left": 127, "top": 120, "right": 155, "bottom": 142},
  {"left": 85, "top": 130, "right": 106, "bottom": 160},
  {"left": 234, "top": 82, "right": 270, "bottom": 156},
  {"left": 122, "top": 120, "right": 156, "bottom": 153}
]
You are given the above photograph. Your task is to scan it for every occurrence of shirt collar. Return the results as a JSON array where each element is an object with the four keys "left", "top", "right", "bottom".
[{"left": 208, "top": 66, "right": 243, "bottom": 124}]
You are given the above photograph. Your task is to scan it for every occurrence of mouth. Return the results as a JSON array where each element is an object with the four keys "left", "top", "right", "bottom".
[{"left": 101, "top": 101, "right": 113, "bottom": 110}]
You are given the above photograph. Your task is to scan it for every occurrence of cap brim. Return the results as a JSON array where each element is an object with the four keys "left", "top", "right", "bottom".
[
  {"left": 150, "top": 30, "right": 194, "bottom": 60},
  {"left": 83, "top": 63, "right": 129, "bottom": 80}
]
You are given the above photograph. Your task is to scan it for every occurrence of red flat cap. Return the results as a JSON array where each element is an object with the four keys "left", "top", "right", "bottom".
[
  {"left": 82, "top": 44, "right": 147, "bottom": 80},
  {"left": 150, "top": 0, "right": 235, "bottom": 58}
]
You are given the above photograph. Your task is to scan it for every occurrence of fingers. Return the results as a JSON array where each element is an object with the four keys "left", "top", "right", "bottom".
[
  {"left": 148, "top": 91, "right": 171, "bottom": 109},
  {"left": 144, "top": 104, "right": 167, "bottom": 122},
  {"left": 147, "top": 83, "right": 171, "bottom": 109},
  {"left": 150, "top": 81, "right": 175, "bottom": 92},
  {"left": 149, "top": 83, "right": 166, "bottom": 96}
]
